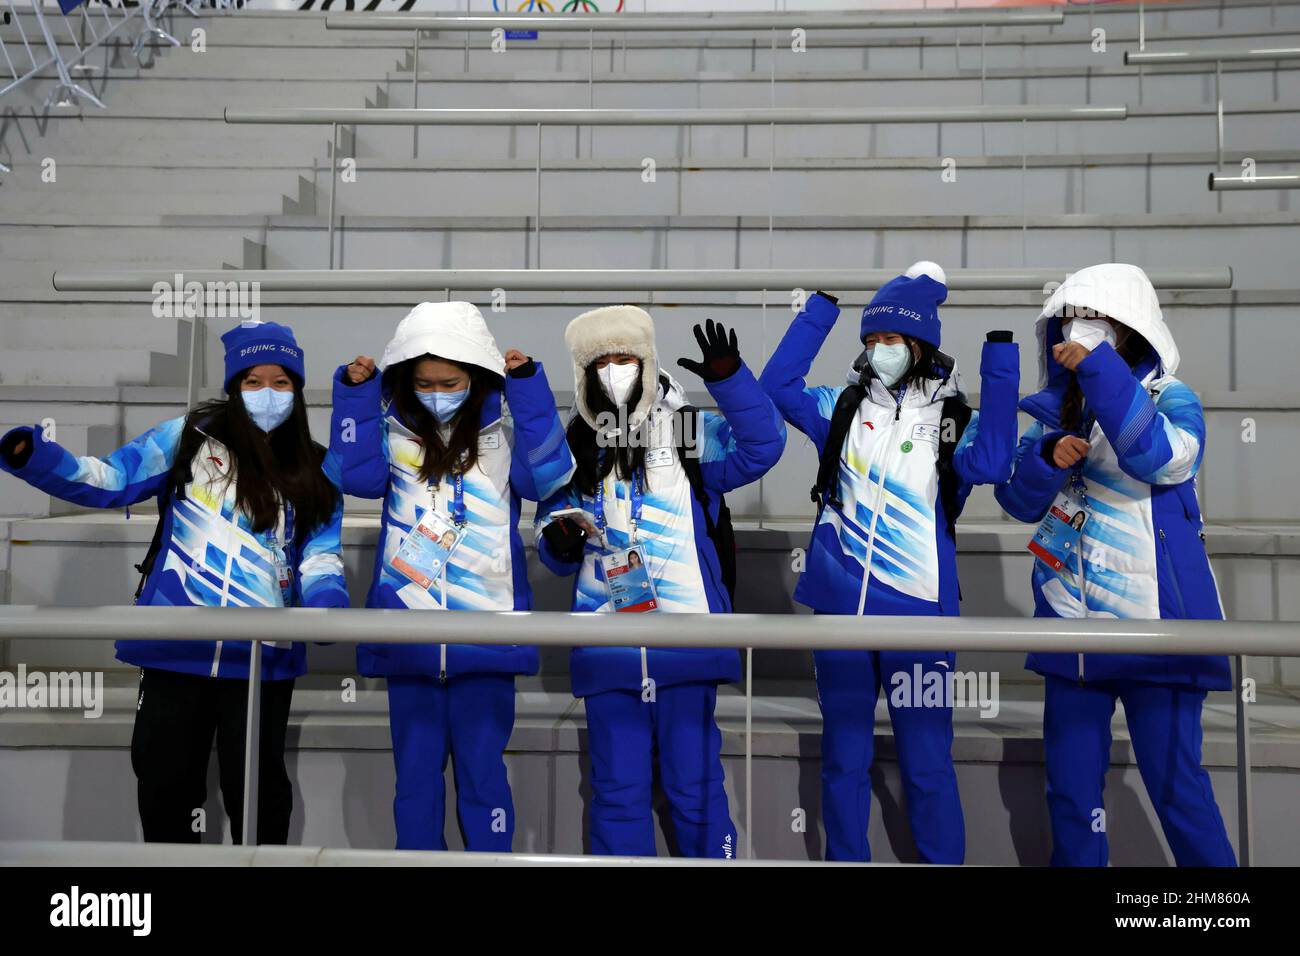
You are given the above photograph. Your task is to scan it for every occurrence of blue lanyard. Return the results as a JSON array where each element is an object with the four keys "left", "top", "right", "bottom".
[
  {"left": 593, "top": 464, "right": 643, "bottom": 544},
  {"left": 430, "top": 473, "right": 467, "bottom": 528},
  {"left": 264, "top": 501, "right": 295, "bottom": 554}
]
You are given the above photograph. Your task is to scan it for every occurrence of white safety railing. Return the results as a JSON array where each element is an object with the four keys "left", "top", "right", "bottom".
[
  {"left": 323, "top": 9, "right": 1066, "bottom": 116},
  {"left": 1124, "top": 46, "right": 1300, "bottom": 171},
  {"left": 1209, "top": 171, "right": 1300, "bottom": 190},
  {"left": 1, "top": 606, "right": 1288, "bottom": 863}
]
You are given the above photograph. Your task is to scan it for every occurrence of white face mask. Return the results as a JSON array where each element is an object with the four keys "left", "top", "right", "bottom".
[
  {"left": 597, "top": 362, "right": 640, "bottom": 406},
  {"left": 1065, "top": 316, "right": 1117, "bottom": 351},
  {"left": 242, "top": 387, "right": 294, "bottom": 432},
  {"left": 867, "top": 342, "right": 912, "bottom": 388}
]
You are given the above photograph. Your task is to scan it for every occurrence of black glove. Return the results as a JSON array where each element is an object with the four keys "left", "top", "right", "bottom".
[
  {"left": 0, "top": 428, "right": 35, "bottom": 469},
  {"left": 676, "top": 319, "right": 741, "bottom": 382},
  {"left": 507, "top": 358, "right": 537, "bottom": 379},
  {"left": 542, "top": 517, "right": 587, "bottom": 563},
  {"left": 986, "top": 330, "right": 1014, "bottom": 343},
  {"left": 814, "top": 290, "right": 840, "bottom": 306}
]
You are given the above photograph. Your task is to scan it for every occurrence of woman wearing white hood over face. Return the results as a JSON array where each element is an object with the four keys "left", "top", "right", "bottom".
[
  {"left": 995, "top": 264, "right": 1235, "bottom": 867},
  {"left": 330, "top": 301, "right": 574, "bottom": 852},
  {"left": 534, "top": 307, "right": 786, "bottom": 858}
]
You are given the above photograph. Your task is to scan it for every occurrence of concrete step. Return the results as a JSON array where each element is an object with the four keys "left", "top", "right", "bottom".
[
  {"left": 248, "top": 210, "right": 1298, "bottom": 291},
  {"left": 321, "top": 153, "right": 1300, "bottom": 219},
  {"left": 0, "top": 347, "right": 186, "bottom": 388}
]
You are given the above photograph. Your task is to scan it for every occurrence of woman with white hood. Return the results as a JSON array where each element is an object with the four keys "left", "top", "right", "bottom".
[
  {"left": 330, "top": 301, "right": 574, "bottom": 852},
  {"left": 758, "top": 262, "right": 1021, "bottom": 864},
  {"left": 535, "top": 308, "right": 786, "bottom": 858},
  {"left": 995, "top": 263, "right": 1235, "bottom": 867}
]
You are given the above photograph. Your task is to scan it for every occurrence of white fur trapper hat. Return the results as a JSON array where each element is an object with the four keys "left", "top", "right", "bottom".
[{"left": 564, "top": 304, "right": 659, "bottom": 430}]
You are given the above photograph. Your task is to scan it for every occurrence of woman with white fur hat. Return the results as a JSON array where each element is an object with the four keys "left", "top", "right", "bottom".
[
  {"left": 330, "top": 301, "right": 574, "bottom": 852},
  {"left": 535, "top": 306, "right": 786, "bottom": 858},
  {"left": 759, "top": 262, "right": 1021, "bottom": 864},
  {"left": 995, "top": 263, "right": 1235, "bottom": 867}
]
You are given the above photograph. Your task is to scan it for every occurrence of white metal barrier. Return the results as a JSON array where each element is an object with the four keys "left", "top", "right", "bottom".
[{"left": 1, "top": 606, "right": 1288, "bottom": 864}]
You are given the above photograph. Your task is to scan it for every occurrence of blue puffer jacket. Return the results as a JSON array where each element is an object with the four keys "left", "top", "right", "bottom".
[
  {"left": 535, "top": 365, "right": 786, "bottom": 698},
  {"left": 759, "top": 291, "right": 1021, "bottom": 617},
  {"left": 0, "top": 418, "right": 349, "bottom": 681},
  {"left": 994, "top": 264, "right": 1230, "bottom": 690},
  {"left": 331, "top": 361, "right": 573, "bottom": 679}
]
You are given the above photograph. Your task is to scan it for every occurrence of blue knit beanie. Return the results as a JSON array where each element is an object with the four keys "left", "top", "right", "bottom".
[
  {"left": 859, "top": 261, "right": 947, "bottom": 348},
  {"left": 220, "top": 320, "right": 305, "bottom": 393}
]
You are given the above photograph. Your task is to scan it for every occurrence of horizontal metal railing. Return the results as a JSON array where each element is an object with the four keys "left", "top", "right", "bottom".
[
  {"left": 0, "top": 606, "right": 1286, "bottom": 864},
  {"left": 1125, "top": 46, "right": 1300, "bottom": 65},
  {"left": 1209, "top": 171, "right": 1300, "bottom": 190},
  {"left": 323, "top": 11, "right": 1067, "bottom": 33},
  {"left": 49, "top": 267, "right": 1234, "bottom": 293},
  {"left": 222, "top": 105, "right": 1128, "bottom": 127}
]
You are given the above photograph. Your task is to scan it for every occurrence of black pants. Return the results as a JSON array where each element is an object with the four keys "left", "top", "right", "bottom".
[{"left": 130, "top": 666, "right": 295, "bottom": 845}]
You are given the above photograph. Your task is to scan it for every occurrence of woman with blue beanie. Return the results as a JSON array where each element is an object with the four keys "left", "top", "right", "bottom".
[
  {"left": 759, "top": 262, "right": 1021, "bottom": 863},
  {"left": 0, "top": 320, "right": 348, "bottom": 844},
  {"left": 995, "top": 263, "right": 1236, "bottom": 867},
  {"left": 330, "top": 301, "right": 573, "bottom": 852}
]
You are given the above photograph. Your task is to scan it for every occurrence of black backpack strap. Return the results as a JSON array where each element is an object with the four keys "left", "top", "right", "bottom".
[
  {"left": 936, "top": 394, "right": 974, "bottom": 537},
  {"left": 812, "top": 383, "right": 866, "bottom": 508}
]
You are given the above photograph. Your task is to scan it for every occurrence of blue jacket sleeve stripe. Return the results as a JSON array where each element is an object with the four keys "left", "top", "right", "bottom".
[
  {"left": 1077, "top": 344, "right": 1203, "bottom": 486},
  {"left": 994, "top": 421, "right": 1069, "bottom": 523},
  {"left": 298, "top": 449, "right": 350, "bottom": 608},
  {"left": 0, "top": 417, "right": 183, "bottom": 509}
]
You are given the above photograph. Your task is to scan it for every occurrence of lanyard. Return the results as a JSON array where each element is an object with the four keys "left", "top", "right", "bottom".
[
  {"left": 1068, "top": 411, "right": 1097, "bottom": 499},
  {"left": 429, "top": 472, "right": 467, "bottom": 528},
  {"left": 263, "top": 501, "right": 296, "bottom": 554},
  {"left": 593, "top": 463, "right": 644, "bottom": 546}
]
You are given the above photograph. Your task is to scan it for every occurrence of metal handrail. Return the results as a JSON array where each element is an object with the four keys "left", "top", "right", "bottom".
[
  {"left": 1209, "top": 172, "right": 1300, "bottom": 190},
  {"left": 0, "top": 606, "right": 1294, "bottom": 655},
  {"left": 49, "top": 267, "right": 1233, "bottom": 293},
  {"left": 324, "top": 11, "right": 1067, "bottom": 33},
  {"left": 0, "top": 605, "right": 1281, "bottom": 864},
  {"left": 223, "top": 105, "right": 1128, "bottom": 127},
  {"left": 1125, "top": 47, "right": 1300, "bottom": 65}
]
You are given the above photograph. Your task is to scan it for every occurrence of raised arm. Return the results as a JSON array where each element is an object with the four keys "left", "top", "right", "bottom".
[
  {"left": 757, "top": 291, "right": 843, "bottom": 452},
  {"left": 0, "top": 417, "right": 183, "bottom": 509},
  {"left": 952, "top": 333, "right": 1021, "bottom": 487},
  {"left": 502, "top": 357, "right": 577, "bottom": 503},
  {"left": 330, "top": 361, "right": 390, "bottom": 500}
]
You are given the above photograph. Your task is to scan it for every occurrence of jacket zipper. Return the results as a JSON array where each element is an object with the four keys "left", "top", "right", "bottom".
[
  {"left": 854, "top": 387, "right": 905, "bottom": 616},
  {"left": 1076, "top": 500, "right": 1088, "bottom": 683},
  {"left": 1157, "top": 528, "right": 1189, "bottom": 618},
  {"left": 212, "top": 510, "right": 237, "bottom": 678}
]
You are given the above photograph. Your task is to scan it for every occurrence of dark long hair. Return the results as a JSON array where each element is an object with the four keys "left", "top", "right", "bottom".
[
  {"left": 389, "top": 355, "right": 495, "bottom": 484},
  {"left": 1059, "top": 321, "right": 1152, "bottom": 433},
  {"left": 176, "top": 374, "right": 338, "bottom": 544},
  {"left": 567, "top": 362, "right": 650, "bottom": 497}
]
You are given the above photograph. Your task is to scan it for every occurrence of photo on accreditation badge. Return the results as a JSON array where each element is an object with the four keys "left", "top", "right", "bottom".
[
  {"left": 600, "top": 546, "right": 659, "bottom": 613},
  {"left": 0, "top": 0, "right": 1287, "bottom": 933}
]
